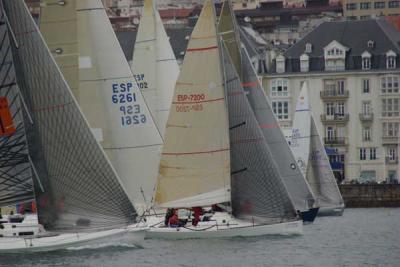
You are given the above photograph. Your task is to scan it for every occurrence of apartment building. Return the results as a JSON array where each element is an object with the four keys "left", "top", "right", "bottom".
[
  {"left": 343, "top": 0, "right": 400, "bottom": 20},
  {"left": 264, "top": 19, "right": 400, "bottom": 183}
]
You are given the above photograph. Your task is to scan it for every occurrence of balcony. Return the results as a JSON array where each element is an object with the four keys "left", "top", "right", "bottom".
[
  {"left": 359, "top": 113, "right": 374, "bottom": 122},
  {"left": 382, "top": 136, "right": 399, "bottom": 145},
  {"left": 321, "top": 114, "right": 349, "bottom": 124},
  {"left": 385, "top": 157, "right": 399, "bottom": 164},
  {"left": 324, "top": 137, "right": 347, "bottom": 146},
  {"left": 320, "top": 89, "right": 349, "bottom": 100}
]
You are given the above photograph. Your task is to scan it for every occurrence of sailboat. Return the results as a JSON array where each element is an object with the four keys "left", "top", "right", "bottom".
[
  {"left": 146, "top": 0, "right": 302, "bottom": 239},
  {"left": 219, "top": 0, "right": 319, "bottom": 222},
  {"left": 39, "top": 0, "right": 164, "bottom": 212},
  {"left": 131, "top": 0, "right": 180, "bottom": 138},
  {"left": 291, "top": 82, "right": 345, "bottom": 216},
  {"left": 0, "top": 0, "right": 146, "bottom": 252}
]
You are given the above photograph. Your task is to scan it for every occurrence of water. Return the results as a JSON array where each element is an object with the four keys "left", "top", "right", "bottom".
[{"left": 1, "top": 208, "right": 399, "bottom": 267}]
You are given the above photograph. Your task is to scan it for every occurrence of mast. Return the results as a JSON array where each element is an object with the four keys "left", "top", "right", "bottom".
[
  {"left": 3, "top": 0, "right": 137, "bottom": 231},
  {"left": 154, "top": 0, "right": 231, "bottom": 208}
]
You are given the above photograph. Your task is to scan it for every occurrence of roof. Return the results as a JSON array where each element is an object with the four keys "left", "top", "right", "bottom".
[
  {"left": 273, "top": 19, "right": 400, "bottom": 73},
  {"left": 116, "top": 27, "right": 194, "bottom": 62}
]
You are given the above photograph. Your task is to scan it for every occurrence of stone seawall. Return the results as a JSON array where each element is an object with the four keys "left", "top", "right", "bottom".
[{"left": 339, "top": 184, "right": 400, "bottom": 207}]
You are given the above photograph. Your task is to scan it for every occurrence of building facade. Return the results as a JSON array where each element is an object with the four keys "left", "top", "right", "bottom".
[
  {"left": 264, "top": 19, "right": 400, "bottom": 183},
  {"left": 343, "top": 0, "right": 400, "bottom": 20}
]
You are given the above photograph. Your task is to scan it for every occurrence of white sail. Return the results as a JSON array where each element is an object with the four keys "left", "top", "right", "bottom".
[
  {"left": 309, "top": 117, "right": 344, "bottom": 207},
  {"left": 290, "top": 82, "right": 311, "bottom": 177},
  {"left": 75, "top": 0, "right": 163, "bottom": 208},
  {"left": 131, "top": 0, "right": 179, "bottom": 138},
  {"left": 154, "top": 0, "right": 231, "bottom": 208}
]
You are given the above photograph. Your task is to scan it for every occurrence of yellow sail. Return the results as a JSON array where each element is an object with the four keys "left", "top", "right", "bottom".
[
  {"left": 39, "top": 0, "right": 79, "bottom": 99},
  {"left": 155, "top": 0, "right": 231, "bottom": 208}
]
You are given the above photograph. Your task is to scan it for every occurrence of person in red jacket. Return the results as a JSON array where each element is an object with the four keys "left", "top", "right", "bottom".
[
  {"left": 168, "top": 209, "right": 179, "bottom": 227},
  {"left": 192, "top": 207, "right": 203, "bottom": 226}
]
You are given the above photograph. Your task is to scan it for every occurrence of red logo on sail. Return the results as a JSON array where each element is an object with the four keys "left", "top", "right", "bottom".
[{"left": 0, "top": 97, "right": 16, "bottom": 136}]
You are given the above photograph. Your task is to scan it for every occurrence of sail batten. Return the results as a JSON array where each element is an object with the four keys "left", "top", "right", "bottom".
[{"left": 154, "top": 0, "right": 231, "bottom": 208}]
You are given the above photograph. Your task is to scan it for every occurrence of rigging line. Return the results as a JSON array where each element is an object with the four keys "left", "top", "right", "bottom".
[
  {"left": 79, "top": 75, "right": 135, "bottom": 82},
  {"left": 229, "top": 121, "right": 246, "bottom": 130},
  {"left": 172, "top": 97, "right": 224, "bottom": 105},
  {"left": 162, "top": 148, "right": 230, "bottom": 156}
]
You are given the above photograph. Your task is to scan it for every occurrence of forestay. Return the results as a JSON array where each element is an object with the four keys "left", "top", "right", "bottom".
[
  {"left": 3, "top": 0, "right": 137, "bottom": 231},
  {"left": 0, "top": 10, "right": 33, "bottom": 207},
  {"left": 155, "top": 0, "right": 231, "bottom": 208},
  {"left": 222, "top": 45, "right": 296, "bottom": 223}
]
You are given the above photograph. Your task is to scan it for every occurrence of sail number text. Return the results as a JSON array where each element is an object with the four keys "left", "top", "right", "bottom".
[
  {"left": 134, "top": 74, "right": 148, "bottom": 89},
  {"left": 175, "top": 94, "right": 205, "bottom": 112},
  {"left": 112, "top": 82, "right": 147, "bottom": 126}
]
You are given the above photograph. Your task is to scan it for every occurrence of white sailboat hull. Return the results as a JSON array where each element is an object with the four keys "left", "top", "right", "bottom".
[
  {"left": 0, "top": 225, "right": 146, "bottom": 253},
  {"left": 146, "top": 214, "right": 303, "bottom": 240},
  {"left": 318, "top": 205, "right": 345, "bottom": 217}
]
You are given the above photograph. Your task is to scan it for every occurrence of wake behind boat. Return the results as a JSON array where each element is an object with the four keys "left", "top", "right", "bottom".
[{"left": 0, "top": 0, "right": 146, "bottom": 252}]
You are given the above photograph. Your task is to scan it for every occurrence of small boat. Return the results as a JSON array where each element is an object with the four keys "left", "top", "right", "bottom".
[
  {"left": 220, "top": 1, "right": 319, "bottom": 223},
  {"left": 291, "top": 82, "right": 345, "bottom": 217},
  {"left": 147, "top": 0, "right": 302, "bottom": 239},
  {"left": 40, "top": 0, "right": 163, "bottom": 212},
  {"left": 0, "top": 0, "right": 146, "bottom": 252},
  {"left": 131, "top": 0, "right": 180, "bottom": 138}
]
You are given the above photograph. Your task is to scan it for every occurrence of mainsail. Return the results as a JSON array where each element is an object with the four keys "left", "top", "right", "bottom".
[
  {"left": 293, "top": 83, "right": 344, "bottom": 208},
  {"left": 240, "top": 47, "right": 316, "bottom": 213},
  {"left": 218, "top": 2, "right": 316, "bottom": 213},
  {"left": 40, "top": 0, "right": 164, "bottom": 209},
  {"left": 222, "top": 44, "right": 296, "bottom": 222},
  {"left": 131, "top": 0, "right": 179, "bottom": 138},
  {"left": 291, "top": 82, "right": 311, "bottom": 177},
  {"left": 155, "top": 0, "right": 231, "bottom": 208},
  {"left": 3, "top": 0, "right": 137, "bottom": 231},
  {"left": 0, "top": 11, "right": 33, "bottom": 206}
]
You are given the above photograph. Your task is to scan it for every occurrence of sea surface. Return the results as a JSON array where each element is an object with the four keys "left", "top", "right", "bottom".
[{"left": 0, "top": 208, "right": 399, "bottom": 267}]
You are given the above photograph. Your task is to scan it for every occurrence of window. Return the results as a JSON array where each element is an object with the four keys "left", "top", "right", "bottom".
[
  {"left": 362, "top": 127, "right": 372, "bottom": 142},
  {"left": 337, "top": 80, "right": 345, "bottom": 95},
  {"left": 374, "top": 1, "right": 385, "bottom": 8},
  {"left": 388, "top": 147, "right": 397, "bottom": 160},
  {"left": 305, "top": 43, "right": 312, "bottom": 53},
  {"left": 382, "top": 98, "right": 400, "bottom": 117},
  {"left": 389, "top": 1, "right": 400, "bottom": 8},
  {"left": 272, "top": 101, "right": 289, "bottom": 120},
  {"left": 300, "top": 54, "right": 309, "bottom": 72},
  {"left": 276, "top": 55, "right": 285, "bottom": 73},
  {"left": 337, "top": 102, "right": 345, "bottom": 116},
  {"left": 360, "top": 2, "right": 371, "bottom": 9},
  {"left": 362, "top": 101, "right": 371, "bottom": 115},
  {"left": 370, "top": 148, "right": 377, "bottom": 160},
  {"left": 381, "top": 76, "right": 399, "bottom": 94},
  {"left": 363, "top": 79, "right": 370, "bottom": 93},
  {"left": 387, "top": 56, "right": 396, "bottom": 69},
  {"left": 270, "top": 79, "right": 289, "bottom": 97},
  {"left": 383, "top": 122, "right": 399, "bottom": 137},
  {"left": 360, "top": 148, "right": 367, "bottom": 160},
  {"left": 346, "top": 3, "right": 357, "bottom": 9},
  {"left": 386, "top": 51, "right": 397, "bottom": 69},
  {"left": 367, "top": 40, "right": 375, "bottom": 48},
  {"left": 326, "top": 102, "right": 335, "bottom": 116},
  {"left": 362, "top": 57, "right": 371, "bottom": 70},
  {"left": 326, "top": 126, "right": 335, "bottom": 140}
]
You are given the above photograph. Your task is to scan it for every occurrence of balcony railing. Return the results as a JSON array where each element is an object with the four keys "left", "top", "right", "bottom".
[
  {"left": 359, "top": 113, "right": 374, "bottom": 122},
  {"left": 321, "top": 114, "right": 350, "bottom": 123},
  {"left": 320, "top": 89, "right": 349, "bottom": 100},
  {"left": 324, "top": 137, "right": 347, "bottom": 146},
  {"left": 385, "top": 157, "right": 399, "bottom": 164},
  {"left": 382, "top": 136, "right": 399, "bottom": 145}
]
